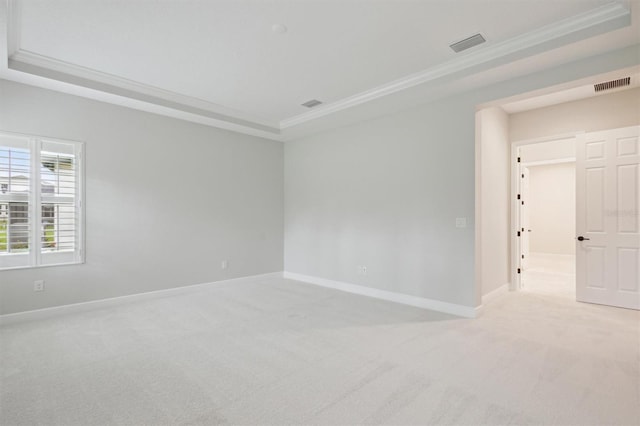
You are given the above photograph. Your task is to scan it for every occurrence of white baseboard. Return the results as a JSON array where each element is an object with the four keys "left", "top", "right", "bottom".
[
  {"left": 0, "top": 272, "right": 284, "bottom": 326},
  {"left": 482, "top": 283, "right": 509, "bottom": 305},
  {"left": 283, "top": 271, "right": 480, "bottom": 318}
]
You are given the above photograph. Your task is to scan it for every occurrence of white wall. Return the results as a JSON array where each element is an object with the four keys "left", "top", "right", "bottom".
[
  {"left": 285, "top": 45, "right": 638, "bottom": 309},
  {"left": 476, "top": 107, "right": 510, "bottom": 297},
  {"left": 0, "top": 80, "right": 284, "bottom": 315},
  {"left": 519, "top": 138, "right": 575, "bottom": 163},
  {"left": 510, "top": 87, "right": 640, "bottom": 141},
  {"left": 527, "top": 163, "right": 576, "bottom": 255}
]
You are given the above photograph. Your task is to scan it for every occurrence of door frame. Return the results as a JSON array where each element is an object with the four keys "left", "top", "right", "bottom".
[{"left": 510, "top": 132, "right": 582, "bottom": 290}]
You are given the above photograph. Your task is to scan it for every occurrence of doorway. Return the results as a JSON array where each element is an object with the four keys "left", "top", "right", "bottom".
[
  {"left": 512, "top": 137, "right": 577, "bottom": 299},
  {"left": 510, "top": 127, "right": 640, "bottom": 309},
  {"left": 475, "top": 67, "right": 640, "bottom": 309}
]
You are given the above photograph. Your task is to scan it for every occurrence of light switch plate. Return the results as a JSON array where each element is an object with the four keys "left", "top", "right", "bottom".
[{"left": 455, "top": 217, "right": 467, "bottom": 228}]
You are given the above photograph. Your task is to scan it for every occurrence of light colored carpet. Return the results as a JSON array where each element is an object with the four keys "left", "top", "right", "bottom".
[
  {"left": 522, "top": 253, "right": 576, "bottom": 298},
  {"left": 1, "top": 260, "right": 639, "bottom": 425}
]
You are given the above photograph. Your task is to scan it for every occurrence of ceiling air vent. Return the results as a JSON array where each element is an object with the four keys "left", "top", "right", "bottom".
[
  {"left": 594, "top": 77, "right": 630, "bottom": 92},
  {"left": 301, "top": 99, "right": 323, "bottom": 108},
  {"left": 450, "top": 33, "right": 486, "bottom": 53}
]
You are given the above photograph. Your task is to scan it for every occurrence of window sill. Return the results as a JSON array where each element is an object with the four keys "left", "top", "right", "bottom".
[{"left": 0, "top": 259, "right": 85, "bottom": 272}]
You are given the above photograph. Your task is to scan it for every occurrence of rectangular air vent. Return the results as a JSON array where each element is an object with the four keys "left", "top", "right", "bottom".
[
  {"left": 594, "top": 77, "right": 630, "bottom": 92},
  {"left": 450, "top": 33, "right": 486, "bottom": 53},
  {"left": 302, "top": 99, "right": 323, "bottom": 108}
]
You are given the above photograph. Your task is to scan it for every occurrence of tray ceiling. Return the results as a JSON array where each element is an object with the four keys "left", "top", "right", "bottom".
[{"left": 1, "top": 0, "right": 637, "bottom": 140}]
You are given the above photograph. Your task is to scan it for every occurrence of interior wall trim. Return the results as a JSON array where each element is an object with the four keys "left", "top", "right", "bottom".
[
  {"left": 284, "top": 271, "right": 481, "bottom": 318},
  {"left": 0, "top": 272, "right": 284, "bottom": 325}
]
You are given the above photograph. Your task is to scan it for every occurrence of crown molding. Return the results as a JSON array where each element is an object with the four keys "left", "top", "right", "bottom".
[
  {"left": 1, "top": 65, "right": 286, "bottom": 141},
  {"left": 2, "top": 0, "right": 284, "bottom": 140},
  {"left": 280, "top": 1, "right": 631, "bottom": 128},
  {"left": 1, "top": 0, "right": 632, "bottom": 138},
  {"left": 9, "top": 49, "right": 280, "bottom": 131}
]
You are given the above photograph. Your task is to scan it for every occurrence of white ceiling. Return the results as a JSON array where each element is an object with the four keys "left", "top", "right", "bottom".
[{"left": 1, "top": 0, "right": 639, "bottom": 140}]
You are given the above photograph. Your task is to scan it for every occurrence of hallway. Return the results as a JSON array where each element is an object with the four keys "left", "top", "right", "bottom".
[{"left": 522, "top": 253, "right": 576, "bottom": 300}]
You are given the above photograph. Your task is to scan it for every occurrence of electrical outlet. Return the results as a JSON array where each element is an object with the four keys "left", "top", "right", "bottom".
[
  {"left": 455, "top": 217, "right": 467, "bottom": 228},
  {"left": 357, "top": 266, "right": 368, "bottom": 276},
  {"left": 34, "top": 280, "right": 45, "bottom": 292},
  {"left": 362, "top": 266, "right": 367, "bottom": 276},
  {"left": 221, "top": 260, "right": 228, "bottom": 270}
]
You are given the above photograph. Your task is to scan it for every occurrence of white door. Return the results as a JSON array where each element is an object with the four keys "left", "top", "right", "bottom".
[
  {"left": 514, "top": 152, "right": 532, "bottom": 290},
  {"left": 521, "top": 167, "right": 531, "bottom": 271},
  {"left": 576, "top": 126, "right": 640, "bottom": 310}
]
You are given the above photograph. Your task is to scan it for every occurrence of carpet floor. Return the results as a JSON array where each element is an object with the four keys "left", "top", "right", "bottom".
[{"left": 1, "top": 259, "right": 638, "bottom": 425}]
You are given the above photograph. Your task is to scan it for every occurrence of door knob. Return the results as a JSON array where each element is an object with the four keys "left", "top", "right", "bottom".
[{"left": 577, "top": 236, "right": 590, "bottom": 241}]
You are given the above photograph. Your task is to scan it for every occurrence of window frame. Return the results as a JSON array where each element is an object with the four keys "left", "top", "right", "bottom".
[{"left": 0, "top": 131, "right": 85, "bottom": 271}]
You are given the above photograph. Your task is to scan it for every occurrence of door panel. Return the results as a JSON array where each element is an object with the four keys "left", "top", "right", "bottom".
[
  {"left": 586, "top": 140, "right": 606, "bottom": 160},
  {"left": 585, "top": 167, "right": 605, "bottom": 232},
  {"left": 617, "top": 137, "right": 638, "bottom": 157},
  {"left": 617, "top": 248, "right": 639, "bottom": 292},
  {"left": 585, "top": 246, "right": 605, "bottom": 288},
  {"left": 577, "top": 126, "right": 640, "bottom": 309},
  {"left": 617, "top": 164, "right": 638, "bottom": 233}
]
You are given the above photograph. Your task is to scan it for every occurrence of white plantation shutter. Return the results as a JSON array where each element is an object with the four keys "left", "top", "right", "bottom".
[
  {"left": 39, "top": 140, "right": 83, "bottom": 265},
  {"left": 0, "top": 135, "right": 32, "bottom": 269},
  {"left": 0, "top": 132, "right": 84, "bottom": 270}
]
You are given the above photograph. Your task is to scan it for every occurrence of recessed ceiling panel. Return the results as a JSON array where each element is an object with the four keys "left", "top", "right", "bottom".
[{"left": 15, "top": 0, "right": 615, "bottom": 123}]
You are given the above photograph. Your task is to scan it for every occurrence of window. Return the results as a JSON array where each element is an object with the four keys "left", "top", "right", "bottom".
[{"left": 0, "top": 132, "right": 84, "bottom": 270}]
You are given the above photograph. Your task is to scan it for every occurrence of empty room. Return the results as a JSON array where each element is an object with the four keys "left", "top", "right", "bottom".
[{"left": 1, "top": 1, "right": 639, "bottom": 425}]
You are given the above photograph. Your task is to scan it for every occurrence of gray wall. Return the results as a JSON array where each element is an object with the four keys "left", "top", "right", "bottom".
[
  {"left": 0, "top": 80, "right": 284, "bottom": 315},
  {"left": 1, "top": 45, "right": 637, "bottom": 315},
  {"left": 285, "top": 46, "right": 639, "bottom": 309},
  {"left": 285, "top": 96, "right": 476, "bottom": 307}
]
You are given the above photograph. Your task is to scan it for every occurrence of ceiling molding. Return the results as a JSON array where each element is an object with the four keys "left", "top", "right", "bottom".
[
  {"left": 2, "top": 0, "right": 285, "bottom": 139},
  {"left": 280, "top": 1, "right": 630, "bottom": 128},
  {"left": 8, "top": 49, "right": 281, "bottom": 132},
  {"left": 0, "top": 0, "right": 633, "bottom": 140},
  {"left": 1, "top": 65, "right": 285, "bottom": 141}
]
